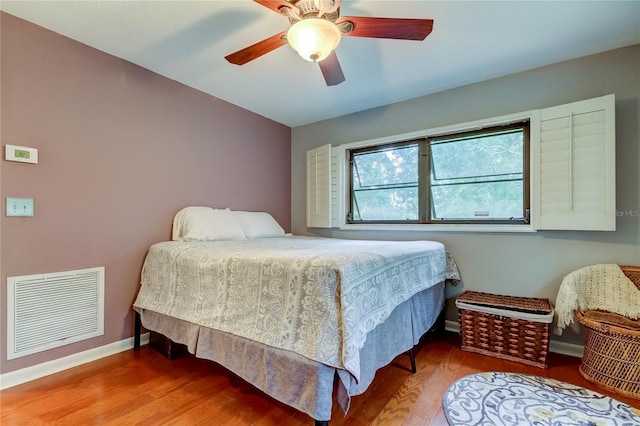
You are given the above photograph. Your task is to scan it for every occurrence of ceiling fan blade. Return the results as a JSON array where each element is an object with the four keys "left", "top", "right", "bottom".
[
  {"left": 319, "top": 51, "right": 345, "bottom": 86},
  {"left": 253, "top": 0, "right": 297, "bottom": 14},
  {"left": 225, "top": 31, "right": 288, "bottom": 65},
  {"left": 336, "top": 17, "right": 434, "bottom": 41}
]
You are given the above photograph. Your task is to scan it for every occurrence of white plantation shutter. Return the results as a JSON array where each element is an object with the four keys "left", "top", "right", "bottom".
[
  {"left": 307, "top": 144, "right": 332, "bottom": 227},
  {"left": 330, "top": 147, "right": 344, "bottom": 228},
  {"left": 535, "top": 94, "right": 615, "bottom": 230}
]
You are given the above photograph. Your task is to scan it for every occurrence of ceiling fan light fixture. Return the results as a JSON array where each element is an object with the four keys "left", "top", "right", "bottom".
[{"left": 287, "top": 18, "right": 341, "bottom": 62}]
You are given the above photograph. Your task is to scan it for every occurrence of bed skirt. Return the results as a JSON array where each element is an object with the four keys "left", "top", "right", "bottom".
[{"left": 135, "top": 281, "right": 444, "bottom": 422}]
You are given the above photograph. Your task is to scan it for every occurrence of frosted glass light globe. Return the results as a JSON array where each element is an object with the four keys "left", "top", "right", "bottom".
[{"left": 287, "top": 18, "right": 342, "bottom": 62}]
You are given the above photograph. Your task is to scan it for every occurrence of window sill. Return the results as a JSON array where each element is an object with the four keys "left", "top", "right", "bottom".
[{"left": 338, "top": 223, "right": 536, "bottom": 233}]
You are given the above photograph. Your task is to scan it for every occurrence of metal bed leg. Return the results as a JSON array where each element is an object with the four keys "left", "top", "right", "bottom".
[
  {"left": 134, "top": 311, "right": 141, "bottom": 350},
  {"left": 407, "top": 348, "right": 417, "bottom": 374}
]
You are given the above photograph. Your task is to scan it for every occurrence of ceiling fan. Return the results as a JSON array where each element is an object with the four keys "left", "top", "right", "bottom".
[{"left": 225, "top": 0, "right": 434, "bottom": 86}]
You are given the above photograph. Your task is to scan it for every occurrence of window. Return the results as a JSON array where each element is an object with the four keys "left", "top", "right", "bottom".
[
  {"left": 428, "top": 124, "right": 529, "bottom": 223},
  {"left": 306, "top": 94, "right": 616, "bottom": 231},
  {"left": 350, "top": 142, "right": 420, "bottom": 222},
  {"left": 349, "top": 123, "right": 530, "bottom": 224}
]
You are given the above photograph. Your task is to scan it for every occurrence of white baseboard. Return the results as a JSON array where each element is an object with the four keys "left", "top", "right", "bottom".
[
  {"left": 444, "top": 320, "right": 584, "bottom": 358},
  {"left": 549, "top": 339, "right": 584, "bottom": 358},
  {"left": 0, "top": 333, "right": 150, "bottom": 390},
  {"left": 444, "top": 319, "right": 460, "bottom": 333}
]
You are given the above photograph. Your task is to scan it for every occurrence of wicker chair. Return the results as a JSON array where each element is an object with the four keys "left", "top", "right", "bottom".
[{"left": 575, "top": 265, "right": 640, "bottom": 400}]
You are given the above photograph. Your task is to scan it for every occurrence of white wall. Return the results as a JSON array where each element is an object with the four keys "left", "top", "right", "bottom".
[{"left": 290, "top": 45, "right": 640, "bottom": 345}]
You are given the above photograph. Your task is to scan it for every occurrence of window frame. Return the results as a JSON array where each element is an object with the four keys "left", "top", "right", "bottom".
[
  {"left": 347, "top": 122, "right": 531, "bottom": 226},
  {"left": 348, "top": 139, "right": 422, "bottom": 224},
  {"left": 426, "top": 122, "right": 531, "bottom": 225}
]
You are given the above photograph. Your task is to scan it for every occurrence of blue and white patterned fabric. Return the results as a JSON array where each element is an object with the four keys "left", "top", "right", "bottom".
[{"left": 443, "top": 372, "right": 640, "bottom": 426}]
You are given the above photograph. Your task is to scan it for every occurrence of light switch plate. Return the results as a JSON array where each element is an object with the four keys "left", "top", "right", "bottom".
[{"left": 6, "top": 197, "right": 34, "bottom": 217}]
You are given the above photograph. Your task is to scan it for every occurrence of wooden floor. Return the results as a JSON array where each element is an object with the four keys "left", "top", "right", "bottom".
[{"left": 2, "top": 332, "right": 638, "bottom": 425}]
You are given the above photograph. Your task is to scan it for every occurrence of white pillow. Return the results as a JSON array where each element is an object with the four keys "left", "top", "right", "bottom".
[
  {"left": 233, "top": 211, "right": 285, "bottom": 239},
  {"left": 172, "top": 206, "right": 246, "bottom": 241}
]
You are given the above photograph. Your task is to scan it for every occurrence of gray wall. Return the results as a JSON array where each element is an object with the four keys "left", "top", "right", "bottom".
[{"left": 291, "top": 45, "right": 640, "bottom": 346}]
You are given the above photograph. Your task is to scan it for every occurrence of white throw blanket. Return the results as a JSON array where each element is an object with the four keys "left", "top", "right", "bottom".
[{"left": 554, "top": 264, "right": 640, "bottom": 334}]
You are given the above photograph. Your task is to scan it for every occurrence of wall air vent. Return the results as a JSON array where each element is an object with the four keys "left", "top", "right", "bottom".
[{"left": 7, "top": 267, "right": 105, "bottom": 360}]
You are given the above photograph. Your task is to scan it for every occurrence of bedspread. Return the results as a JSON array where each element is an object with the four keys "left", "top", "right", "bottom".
[{"left": 133, "top": 236, "right": 450, "bottom": 381}]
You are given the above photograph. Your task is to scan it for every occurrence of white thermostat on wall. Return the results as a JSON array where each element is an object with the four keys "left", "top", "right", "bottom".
[{"left": 5, "top": 144, "right": 38, "bottom": 164}]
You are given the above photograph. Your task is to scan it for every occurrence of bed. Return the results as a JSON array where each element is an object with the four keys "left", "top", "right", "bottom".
[{"left": 132, "top": 207, "right": 459, "bottom": 424}]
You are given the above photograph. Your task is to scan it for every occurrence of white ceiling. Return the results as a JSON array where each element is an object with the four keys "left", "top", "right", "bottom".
[{"left": 2, "top": 1, "right": 639, "bottom": 127}]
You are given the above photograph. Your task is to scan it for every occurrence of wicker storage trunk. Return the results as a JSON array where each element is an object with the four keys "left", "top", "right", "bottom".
[
  {"left": 456, "top": 291, "right": 554, "bottom": 368},
  {"left": 575, "top": 265, "right": 640, "bottom": 400}
]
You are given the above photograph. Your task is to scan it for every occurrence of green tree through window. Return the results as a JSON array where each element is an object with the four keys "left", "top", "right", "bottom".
[
  {"left": 349, "top": 123, "right": 529, "bottom": 224},
  {"left": 351, "top": 143, "right": 419, "bottom": 221}
]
